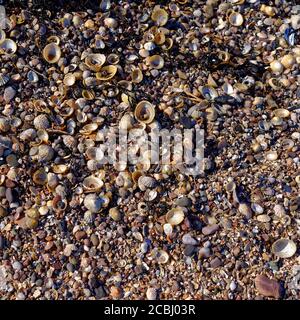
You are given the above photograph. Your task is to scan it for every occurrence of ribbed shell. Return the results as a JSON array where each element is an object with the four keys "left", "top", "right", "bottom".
[
  {"left": 138, "top": 176, "right": 156, "bottom": 191},
  {"left": 34, "top": 114, "right": 50, "bottom": 130},
  {"left": 37, "top": 145, "right": 54, "bottom": 162}
]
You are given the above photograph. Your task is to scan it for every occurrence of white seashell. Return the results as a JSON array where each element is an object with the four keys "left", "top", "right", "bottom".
[
  {"left": 83, "top": 176, "right": 104, "bottom": 192},
  {"left": 138, "top": 176, "right": 156, "bottom": 191},
  {"left": 163, "top": 223, "right": 173, "bottom": 236},
  {"left": 272, "top": 239, "right": 297, "bottom": 258},
  {"left": 266, "top": 151, "right": 278, "bottom": 161},
  {"left": 251, "top": 203, "right": 264, "bottom": 214},
  {"left": 257, "top": 214, "right": 271, "bottom": 223},
  {"left": 146, "top": 287, "right": 157, "bottom": 300},
  {"left": 83, "top": 193, "right": 103, "bottom": 213},
  {"left": 166, "top": 207, "right": 185, "bottom": 226}
]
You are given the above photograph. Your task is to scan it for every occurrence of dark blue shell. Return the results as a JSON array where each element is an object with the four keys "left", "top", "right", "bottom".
[{"left": 284, "top": 28, "right": 296, "bottom": 46}]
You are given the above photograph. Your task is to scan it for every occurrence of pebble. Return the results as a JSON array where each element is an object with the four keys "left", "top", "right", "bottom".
[
  {"left": 210, "top": 257, "right": 222, "bottom": 268},
  {"left": 202, "top": 224, "right": 219, "bottom": 235},
  {"left": 4, "top": 86, "right": 16, "bottom": 103},
  {"left": 184, "top": 244, "right": 196, "bottom": 257},
  {"left": 254, "top": 275, "right": 282, "bottom": 298},
  {"left": 182, "top": 234, "right": 198, "bottom": 245},
  {"left": 146, "top": 287, "right": 157, "bottom": 300}
]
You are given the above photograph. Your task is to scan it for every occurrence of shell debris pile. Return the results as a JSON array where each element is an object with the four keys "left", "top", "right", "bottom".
[{"left": 0, "top": 0, "right": 300, "bottom": 300}]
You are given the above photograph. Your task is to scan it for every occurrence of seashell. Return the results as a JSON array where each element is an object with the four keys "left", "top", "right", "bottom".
[
  {"left": 33, "top": 114, "right": 50, "bottom": 130},
  {"left": 80, "top": 123, "right": 98, "bottom": 135},
  {"left": 33, "top": 168, "right": 48, "bottom": 185},
  {"left": 143, "top": 189, "right": 158, "bottom": 201},
  {"left": 107, "top": 53, "right": 119, "bottom": 65},
  {"left": 162, "top": 38, "right": 173, "bottom": 51},
  {"left": 281, "top": 54, "right": 295, "bottom": 69},
  {"left": 27, "top": 70, "right": 39, "bottom": 83},
  {"left": 272, "top": 239, "right": 297, "bottom": 258},
  {"left": 266, "top": 151, "right": 278, "bottom": 161},
  {"left": 166, "top": 207, "right": 185, "bottom": 226},
  {"left": 0, "top": 38, "right": 17, "bottom": 54},
  {"left": 20, "top": 128, "right": 37, "bottom": 141},
  {"left": 104, "top": 17, "right": 118, "bottom": 29},
  {"left": 163, "top": 223, "right": 173, "bottom": 236},
  {"left": 82, "top": 89, "right": 95, "bottom": 100},
  {"left": 52, "top": 195, "right": 67, "bottom": 212},
  {"left": 257, "top": 214, "right": 271, "bottom": 223},
  {"left": 52, "top": 164, "right": 68, "bottom": 174},
  {"left": 201, "top": 86, "right": 218, "bottom": 100},
  {"left": 47, "top": 173, "right": 59, "bottom": 191},
  {"left": 271, "top": 116, "right": 283, "bottom": 126},
  {"left": 0, "top": 29, "right": 6, "bottom": 43},
  {"left": 42, "top": 43, "right": 61, "bottom": 63},
  {"left": 37, "top": 144, "right": 54, "bottom": 162},
  {"left": 146, "top": 287, "right": 157, "bottom": 300},
  {"left": 134, "top": 101, "right": 155, "bottom": 124},
  {"left": 100, "top": 0, "right": 111, "bottom": 11},
  {"left": 291, "top": 15, "right": 300, "bottom": 30},
  {"left": 238, "top": 203, "right": 252, "bottom": 219},
  {"left": 228, "top": 12, "right": 244, "bottom": 26},
  {"left": 157, "top": 249, "right": 169, "bottom": 264},
  {"left": 154, "top": 31, "right": 165, "bottom": 45},
  {"left": 151, "top": 7, "right": 168, "bottom": 26},
  {"left": 131, "top": 68, "right": 143, "bottom": 83},
  {"left": 268, "top": 78, "right": 282, "bottom": 90},
  {"left": 4, "top": 86, "right": 16, "bottom": 103},
  {"left": 0, "top": 117, "right": 10, "bottom": 132},
  {"left": 274, "top": 204, "right": 285, "bottom": 216},
  {"left": 109, "top": 207, "right": 121, "bottom": 221},
  {"left": 47, "top": 35, "right": 60, "bottom": 45},
  {"left": 146, "top": 55, "right": 164, "bottom": 69},
  {"left": 83, "top": 193, "right": 103, "bottom": 213},
  {"left": 0, "top": 73, "right": 9, "bottom": 86},
  {"left": 83, "top": 175, "right": 104, "bottom": 192},
  {"left": 273, "top": 108, "right": 290, "bottom": 118},
  {"left": 63, "top": 73, "right": 76, "bottom": 86},
  {"left": 119, "top": 113, "right": 135, "bottom": 131},
  {"left": 218, "top": 51, "right": 231, "bottom": 63},
  {"left": 205, "top": 107, "right": 218, "bottom": 121},
  {"left": 260, "top": 5, "right": 276, "bottom": 17},
  {"left": 96, "top": 65, "right": 117, "bottom": 81},
  {"left": 270, "top": 60, "right": 283, "bottom": 74},
  {"left": 85, "top": 53, "right": 106, "bottom": 72},
  {"left": 138, "top": 175, "right": 156, "bottom": 191}
]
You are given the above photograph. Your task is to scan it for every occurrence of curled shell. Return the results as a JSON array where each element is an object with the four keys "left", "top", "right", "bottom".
[
  {"left": 52, "top": 164, "right": 69, "bottom": 174},
  {"left": 96, "top": 65, "right": 117, "bottom": 81},
  {"left": 166, "top": 207, "right": 185, "bottom": 226},
  {"left": 131, "top": 68, "right": 143, "bottom": 83},
  {"left": 134, "top": 101, "right": 155, "bottom": 124},
  {"left": 0, "top": 38, "right": 17, "bottom": 54},
  {"left": 151, "top": 7, "right": 168, "bottom": 26},
  {"left": 47, "top": 35, "right": 60, "bottom": 45},
  {"left": 228, "top": 12, "right": 244, "bottom": 26},
  {"left": 138, "top": 176, "right": 156, "bottom": 191},
  {"left": 83, "top": 175, "right": 104, "bottom": 192},
  {"left": 85, "top": 53, "right": 106, "bottom": 72},
  {"left": 146, "top": 55, "right": 164, "bottom": 69},
  {"left": 42, "top": 43, "right": 61, "bottom": 63},
  {"left": 272, "top": 239, "right": 297, "bottom": 258},
  {"left": 107, "top": 53, "right": 119, "bottom": 65}
]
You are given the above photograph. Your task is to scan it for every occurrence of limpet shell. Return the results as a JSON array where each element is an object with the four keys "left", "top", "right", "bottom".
[
  {"left": 146, "top": 55, "right": 164, "bottom": 69},
  {"left": 166, "top": 207, "right": 185, "bottom": 226},
  {"left": 96, "top": 65, "right": 117, "bottom": 81},
  {"left": 42, "top": 43, "right": 61, "bottom": 63},
  {"left": 272, "top": 239, "right": 297, "bottom": 259},
  {"left": 37, "top": 144, "right": 54, "bottom": 162},
  {"left": 134, "top": 100, "right": 155, "bottom": 124},
  {"left": 151, "top": 7, "right": 169, "bottom": 26},
  {"left": 0, "top": 38, "right": 17, "bottom": 54},
  {"left": 83, "top": 175, "right": 104, "bottom": 192},
  {"left": 228, "top": 12, "right": 244, "bottom": 26},
  {"left": 85, "top": 53, "right": 106, "bottom": 72}
]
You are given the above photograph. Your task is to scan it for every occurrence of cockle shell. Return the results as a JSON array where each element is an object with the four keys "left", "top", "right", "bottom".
[
  {"left": 42, "top": 43, "right": 61, "bottom": 63},
  {"left": 83, "top": 175, "right": 104, "bottom": 192},
  {"left": 134, "top": 101, "right": 155, "bottom": 124},
  {"left": 0, "top": 38, "right": 17, "bottom": 54},
  {"left": 146, "top": 55, "right": 164, "bottom": 69},
  {"left": 96, "top": 65, "right": 117, "bottom": 80},
  {"left": 85, "top": 53, "right": 106, "bottom": 72},
  {"left": 138, "top": 176, "right": 156, "bottom": 191}
]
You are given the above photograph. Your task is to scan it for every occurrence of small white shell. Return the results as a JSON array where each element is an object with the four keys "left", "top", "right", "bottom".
[
  {"left": 83, "top": 176, "right": 104, "bottom": 192},
  {"left": 163, "top": 223, "right": 173, "bottom": 236},
  {"left": 272, "top": 239, "right": 297, "bottom": 258},
  {"left": 166, "top": 207, "right": 185, "bottom": 226}
]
